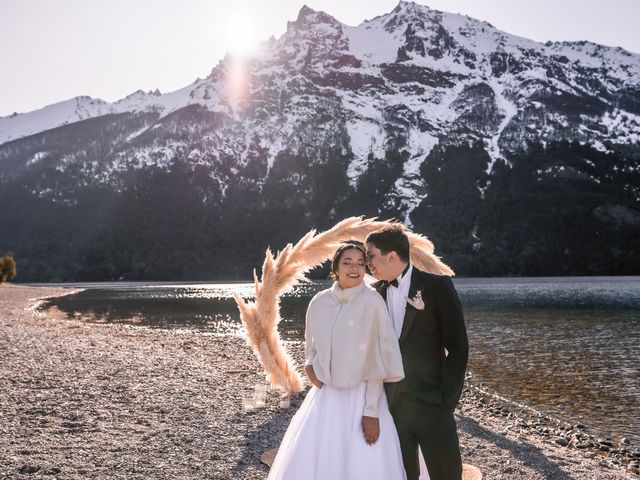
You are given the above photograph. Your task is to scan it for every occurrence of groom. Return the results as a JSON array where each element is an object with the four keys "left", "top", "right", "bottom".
[{"left": 366, "top": 225, "right": 468, "bottom": 480}]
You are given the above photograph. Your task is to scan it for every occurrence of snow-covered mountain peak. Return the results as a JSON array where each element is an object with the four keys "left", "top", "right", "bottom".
[
  {"left": 2, "top": 2, "right": 640, "bottom": 151},
  {"left": 255, "top": 5, "right": 349, "bottom": 73},
  {"left": 291, "top": 5, "right": 340, "bottom": 30},
  {"left": 287, "top": 5, "right": 345, "bottom": 46},
  {"left": 392, "top": 1, "right": 432, "bottom": 16},
  {"left": 0, "top": 95, "right": 114, "bottom": 145},
  {"left": 386, "top": 0, "right": 434, "bottom": 26}
]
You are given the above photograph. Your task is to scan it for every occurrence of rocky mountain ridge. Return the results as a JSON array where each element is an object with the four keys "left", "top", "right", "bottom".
[{"left": 1, "top": 1, "right": 638, "bottom": 280}]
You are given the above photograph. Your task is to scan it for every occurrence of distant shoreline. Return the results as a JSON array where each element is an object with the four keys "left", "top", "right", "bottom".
[
  {"left": 0, "top": 284, "right": 637, "bottom": 479},
  {"left": 13, "top": 273, "right": 640, "bottom": 286}
]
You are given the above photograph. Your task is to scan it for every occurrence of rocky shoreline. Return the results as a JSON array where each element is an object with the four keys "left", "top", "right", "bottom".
[
  {"left": 0, "top": 284, "right": 637, "bottom": 479},
  {"left": 460, "top": 386, "right": 640, "bottom": 476}
]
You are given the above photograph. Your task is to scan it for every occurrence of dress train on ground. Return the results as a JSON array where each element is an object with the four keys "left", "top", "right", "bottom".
[{"left": 267, "top": 382, "right": 408, "bottom": 480}]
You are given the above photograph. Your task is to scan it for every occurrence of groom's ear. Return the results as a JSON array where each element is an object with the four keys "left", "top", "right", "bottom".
[{"left": 388, "top": 251, "right": 398, "bottom": 262}]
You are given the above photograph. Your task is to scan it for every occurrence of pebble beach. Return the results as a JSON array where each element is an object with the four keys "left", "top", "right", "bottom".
[{"left": 1, "top": 284, "right": 638, "bottom": 479}]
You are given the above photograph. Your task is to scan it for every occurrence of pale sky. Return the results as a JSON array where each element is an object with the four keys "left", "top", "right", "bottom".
[{"left": 1, "top": 0, "right": 639, "bottom": 117}]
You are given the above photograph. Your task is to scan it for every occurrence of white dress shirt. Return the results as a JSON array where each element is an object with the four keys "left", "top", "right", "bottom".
[{"left": 386, "top": 265, "right": 413, "bottom": 338}]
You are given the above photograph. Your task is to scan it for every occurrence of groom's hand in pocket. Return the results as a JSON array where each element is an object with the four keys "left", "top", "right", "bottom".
[{"left": 361, "top": 416, "right": 380, "bottom": 445}]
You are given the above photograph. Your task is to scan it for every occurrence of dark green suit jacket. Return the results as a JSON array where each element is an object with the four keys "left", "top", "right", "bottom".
[{"left": 375, "top": 268, "right": 469, "bottom": 410}]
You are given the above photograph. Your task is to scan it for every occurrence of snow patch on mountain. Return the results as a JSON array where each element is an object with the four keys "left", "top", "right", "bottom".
[
  {"left": 26, "top": 151, "right": 49, "bottom": 166},
  {"left": 391, "top": 129, "right": 438, "bottom": 225},
  {"left": 549, "top": 41, "right": 640, "bottom": 82},
  {"left": 486, "top": 78, "right": 517, "bottom": 174},
  {"left": 346, "top": 118, "right": 385, "bottom": 186},
  {"left": 602, "top": 109, "right": 640, "bottom": 145},
  {"left": 343, "top": 23, "right": 403, "bottom": 65}
]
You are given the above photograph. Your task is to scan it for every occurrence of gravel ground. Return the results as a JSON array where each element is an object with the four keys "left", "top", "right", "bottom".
[{"left": 1, "top": 284, "right": 637, "bottom": 479}]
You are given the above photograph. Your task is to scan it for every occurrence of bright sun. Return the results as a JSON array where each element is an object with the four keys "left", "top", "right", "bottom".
[{"left": 223, "top": 14, "right": 257, "bottom": 57}]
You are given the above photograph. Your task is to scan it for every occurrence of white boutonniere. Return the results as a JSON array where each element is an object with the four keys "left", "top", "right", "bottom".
[{"left": 406, "top": 290, "right": 425, "bottom": 310}]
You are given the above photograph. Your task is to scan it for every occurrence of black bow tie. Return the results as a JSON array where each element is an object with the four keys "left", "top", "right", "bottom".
[{"left": 384, "top": 264, "right": 410, "bottom": 289}]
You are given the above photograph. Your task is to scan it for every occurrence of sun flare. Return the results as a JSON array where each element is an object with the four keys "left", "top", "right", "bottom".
[
  {"left": 223, "top": 14, "right": 257, "bottom": 57},
  {"left": 226, "top": 56, "right": 249, "bottom": 100}
]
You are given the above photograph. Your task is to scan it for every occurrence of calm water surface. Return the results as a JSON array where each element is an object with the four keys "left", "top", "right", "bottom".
[{"left": 43, "top": 276, "right": 640, "bottom": 442}]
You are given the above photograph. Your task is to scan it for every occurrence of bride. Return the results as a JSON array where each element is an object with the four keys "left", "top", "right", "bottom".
[{"left": 267, "top": 240, "right": 407, "bottom": 479}]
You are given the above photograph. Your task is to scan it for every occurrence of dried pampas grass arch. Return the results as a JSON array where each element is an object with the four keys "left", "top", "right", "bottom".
[{"left": 234, "top": 216, "right": 454, "bottom": 394}]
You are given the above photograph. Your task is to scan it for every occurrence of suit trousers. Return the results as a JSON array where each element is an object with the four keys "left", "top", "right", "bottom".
[{"left": 389, "top": 392, "right": 462, "bottom": 480}]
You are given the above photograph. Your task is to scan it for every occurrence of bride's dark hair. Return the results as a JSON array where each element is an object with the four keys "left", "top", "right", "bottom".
[{"left": 330, "top": 240, "right": 366, "bottom": 281}]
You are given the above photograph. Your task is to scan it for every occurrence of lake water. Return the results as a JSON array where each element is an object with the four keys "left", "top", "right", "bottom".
[{"left": 42, "top": 276, "right": 640, "bottom": 443}]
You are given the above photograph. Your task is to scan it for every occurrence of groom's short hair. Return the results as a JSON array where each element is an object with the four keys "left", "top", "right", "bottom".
[{"left": 366, "top": 225, "right": 410, "bottom": 263}]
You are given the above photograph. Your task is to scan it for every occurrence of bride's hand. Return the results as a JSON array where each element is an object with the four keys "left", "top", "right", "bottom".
[
  {"left": 361, "top": 416, "right": 380, "bottom": 445},
  {"left": 304, "top": 365, "right": 323, "bottom": 389}
]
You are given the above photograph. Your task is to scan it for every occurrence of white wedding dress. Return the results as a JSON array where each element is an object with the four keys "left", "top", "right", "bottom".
[
  {"left": 268, "top": 274, "right": 431, "bottom": 480},
  {"left": 267, "top": 382, "right": 408, "bottom": 480}
]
